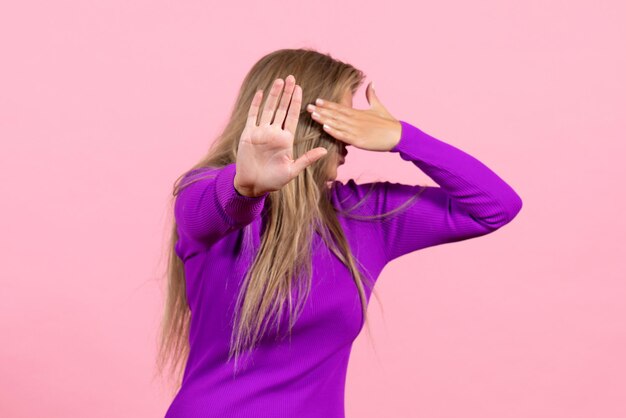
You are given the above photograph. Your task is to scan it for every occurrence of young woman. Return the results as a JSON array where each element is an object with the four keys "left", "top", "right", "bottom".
[{"left": 158, "top": 48, "right": 523, "bottom": 417}]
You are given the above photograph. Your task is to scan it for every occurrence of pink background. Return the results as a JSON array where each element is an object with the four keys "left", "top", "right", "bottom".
[{"left": 1, "top": 1, "right": 624, "bottom": 417}]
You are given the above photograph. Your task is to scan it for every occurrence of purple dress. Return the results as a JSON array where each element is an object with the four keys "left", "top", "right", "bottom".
[{"left": 164, "top": 120, "right": 523, "bottom": 417}]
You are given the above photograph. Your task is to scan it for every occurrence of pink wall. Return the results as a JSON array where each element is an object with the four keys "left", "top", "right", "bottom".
[{"left": 1, "top": 1, "right": 624, "bottom": 417}]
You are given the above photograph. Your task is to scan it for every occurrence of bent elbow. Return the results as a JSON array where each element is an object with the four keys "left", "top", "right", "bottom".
[
  {"left": 471, "top": 193, "right": 523, "bottom": 231},
  {"left": 505, "top": 193, "right": 523, "bottom": 224},
  {"left": 491, "top": 193, "right": 523, "bottom": 230}
]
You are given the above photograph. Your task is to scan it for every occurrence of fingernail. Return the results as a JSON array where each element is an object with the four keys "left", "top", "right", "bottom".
[{"left": 316, "top": 98, "right": 324, "bottom": 105}]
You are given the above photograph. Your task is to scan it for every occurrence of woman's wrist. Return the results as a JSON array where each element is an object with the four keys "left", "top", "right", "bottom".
[{"left": 234, "top": 176, "right": 266, "bottom": 198}]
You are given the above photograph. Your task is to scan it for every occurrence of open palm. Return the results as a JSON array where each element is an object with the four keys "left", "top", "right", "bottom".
[{"left": 234, "top": 75, "right": 328, "bottom": 197}]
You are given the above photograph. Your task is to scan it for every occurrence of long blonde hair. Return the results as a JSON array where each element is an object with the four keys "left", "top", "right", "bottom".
[{"left": 155, "top": 47, "right": 425, "bottom": 392}]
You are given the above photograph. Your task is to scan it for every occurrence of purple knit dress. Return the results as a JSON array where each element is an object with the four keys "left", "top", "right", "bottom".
[{"left": 164, "top": 120, "right": 523, "bottom": 417}]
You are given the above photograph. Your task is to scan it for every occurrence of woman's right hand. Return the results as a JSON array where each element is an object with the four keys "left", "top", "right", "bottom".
[{"left": 233, "top": 75, "right": 329, "bottom": 197}]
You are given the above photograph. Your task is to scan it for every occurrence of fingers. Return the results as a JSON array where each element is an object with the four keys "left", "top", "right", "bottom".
[
  {"left": 259, "top": 78, "right": 285, "bottom": 126},
  {"left": 307, "top": 101, "right": 355, "bottom": 129},
  {"left": 272, "top": 75, "right": 296, "bottom": 128},
  {"left": 306, "top": 102, "right": 356, "bottom": 144},
  {"left": 283, "top": 84, "right": 301, "bottom": 136},
  {"left": 246, "top": 89, "right": 264, "bottom": 130},
  {"left": 291, "top": 147, "right": 328, "bottom": 178},
  {"left": 320, "top": 122, "right": 353, "bottom": 143},
  {"left": 312, "top": 99, "right": 355, "bottom": 117}
]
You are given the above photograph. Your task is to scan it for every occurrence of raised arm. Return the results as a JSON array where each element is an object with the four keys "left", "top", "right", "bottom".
[
  {"left": 370, "top": 120, "right": 523, "bottom": 262},
  {"left": 306, "top": 84, "right": 523, "bottom": 264},
  {"left": 174, "top": 75, "right": 329, "bottom": 257},
  {"left": 174, "top": 163, "right": 269, "bottom": 252},
  {"left": 332, "top": 120, "right": 523, "bottom": 263}
]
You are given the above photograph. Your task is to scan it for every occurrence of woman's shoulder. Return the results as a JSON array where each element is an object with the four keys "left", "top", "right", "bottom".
[
  {"left": 329, "top": 178, "right": 384, "bottom": 216},
  {"left": 331, "top": 178, "right": 382, "bottom": 199},
  {"left": 179, "top": 164, "right": 229, "bottom": 185}
]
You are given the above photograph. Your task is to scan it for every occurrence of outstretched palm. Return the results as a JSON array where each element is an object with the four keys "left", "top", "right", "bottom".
[{"left": 234, "top": 75, "right": 328, "bottom": 197}]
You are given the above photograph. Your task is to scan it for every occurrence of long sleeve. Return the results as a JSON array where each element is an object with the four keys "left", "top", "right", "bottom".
[
  {"left": 335, "top": 120, "right": 523, "bottom": 263},
  {"left": 174, "top": 162, "right": 269, "bottom": 255}
]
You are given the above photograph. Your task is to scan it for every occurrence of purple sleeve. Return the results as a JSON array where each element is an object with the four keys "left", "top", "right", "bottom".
[
  {"left": 174, "top": 163, "right": 268, "bottom": 251},
  {"left": 337, "top": 120, "right": 523, "bottom": 263}
]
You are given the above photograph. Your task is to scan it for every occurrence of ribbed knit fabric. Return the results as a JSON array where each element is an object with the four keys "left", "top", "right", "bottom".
[{"left": 164, "top": 120, "right": 523, "bottom": 417}]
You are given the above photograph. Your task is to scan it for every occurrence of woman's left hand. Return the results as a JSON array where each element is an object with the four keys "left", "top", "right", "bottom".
[{"left": 306, "top": 81, "right": 402, "bottom": 152}]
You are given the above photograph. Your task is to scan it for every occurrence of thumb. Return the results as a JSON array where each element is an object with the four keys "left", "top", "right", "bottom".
[
  {"left": 291, "top": 147, "right": 328, "bottom": 177},
  {"left": 366, "top": 81, "right": 392, "bottom": 115},
  {"left": 366, "top": 81, "right": 381, "bottom": 107}
]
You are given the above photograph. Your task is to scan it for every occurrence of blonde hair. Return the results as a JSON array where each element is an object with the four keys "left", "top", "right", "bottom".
[{"left": 155, "top": 47, "right": 425, "bottom": 393}]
